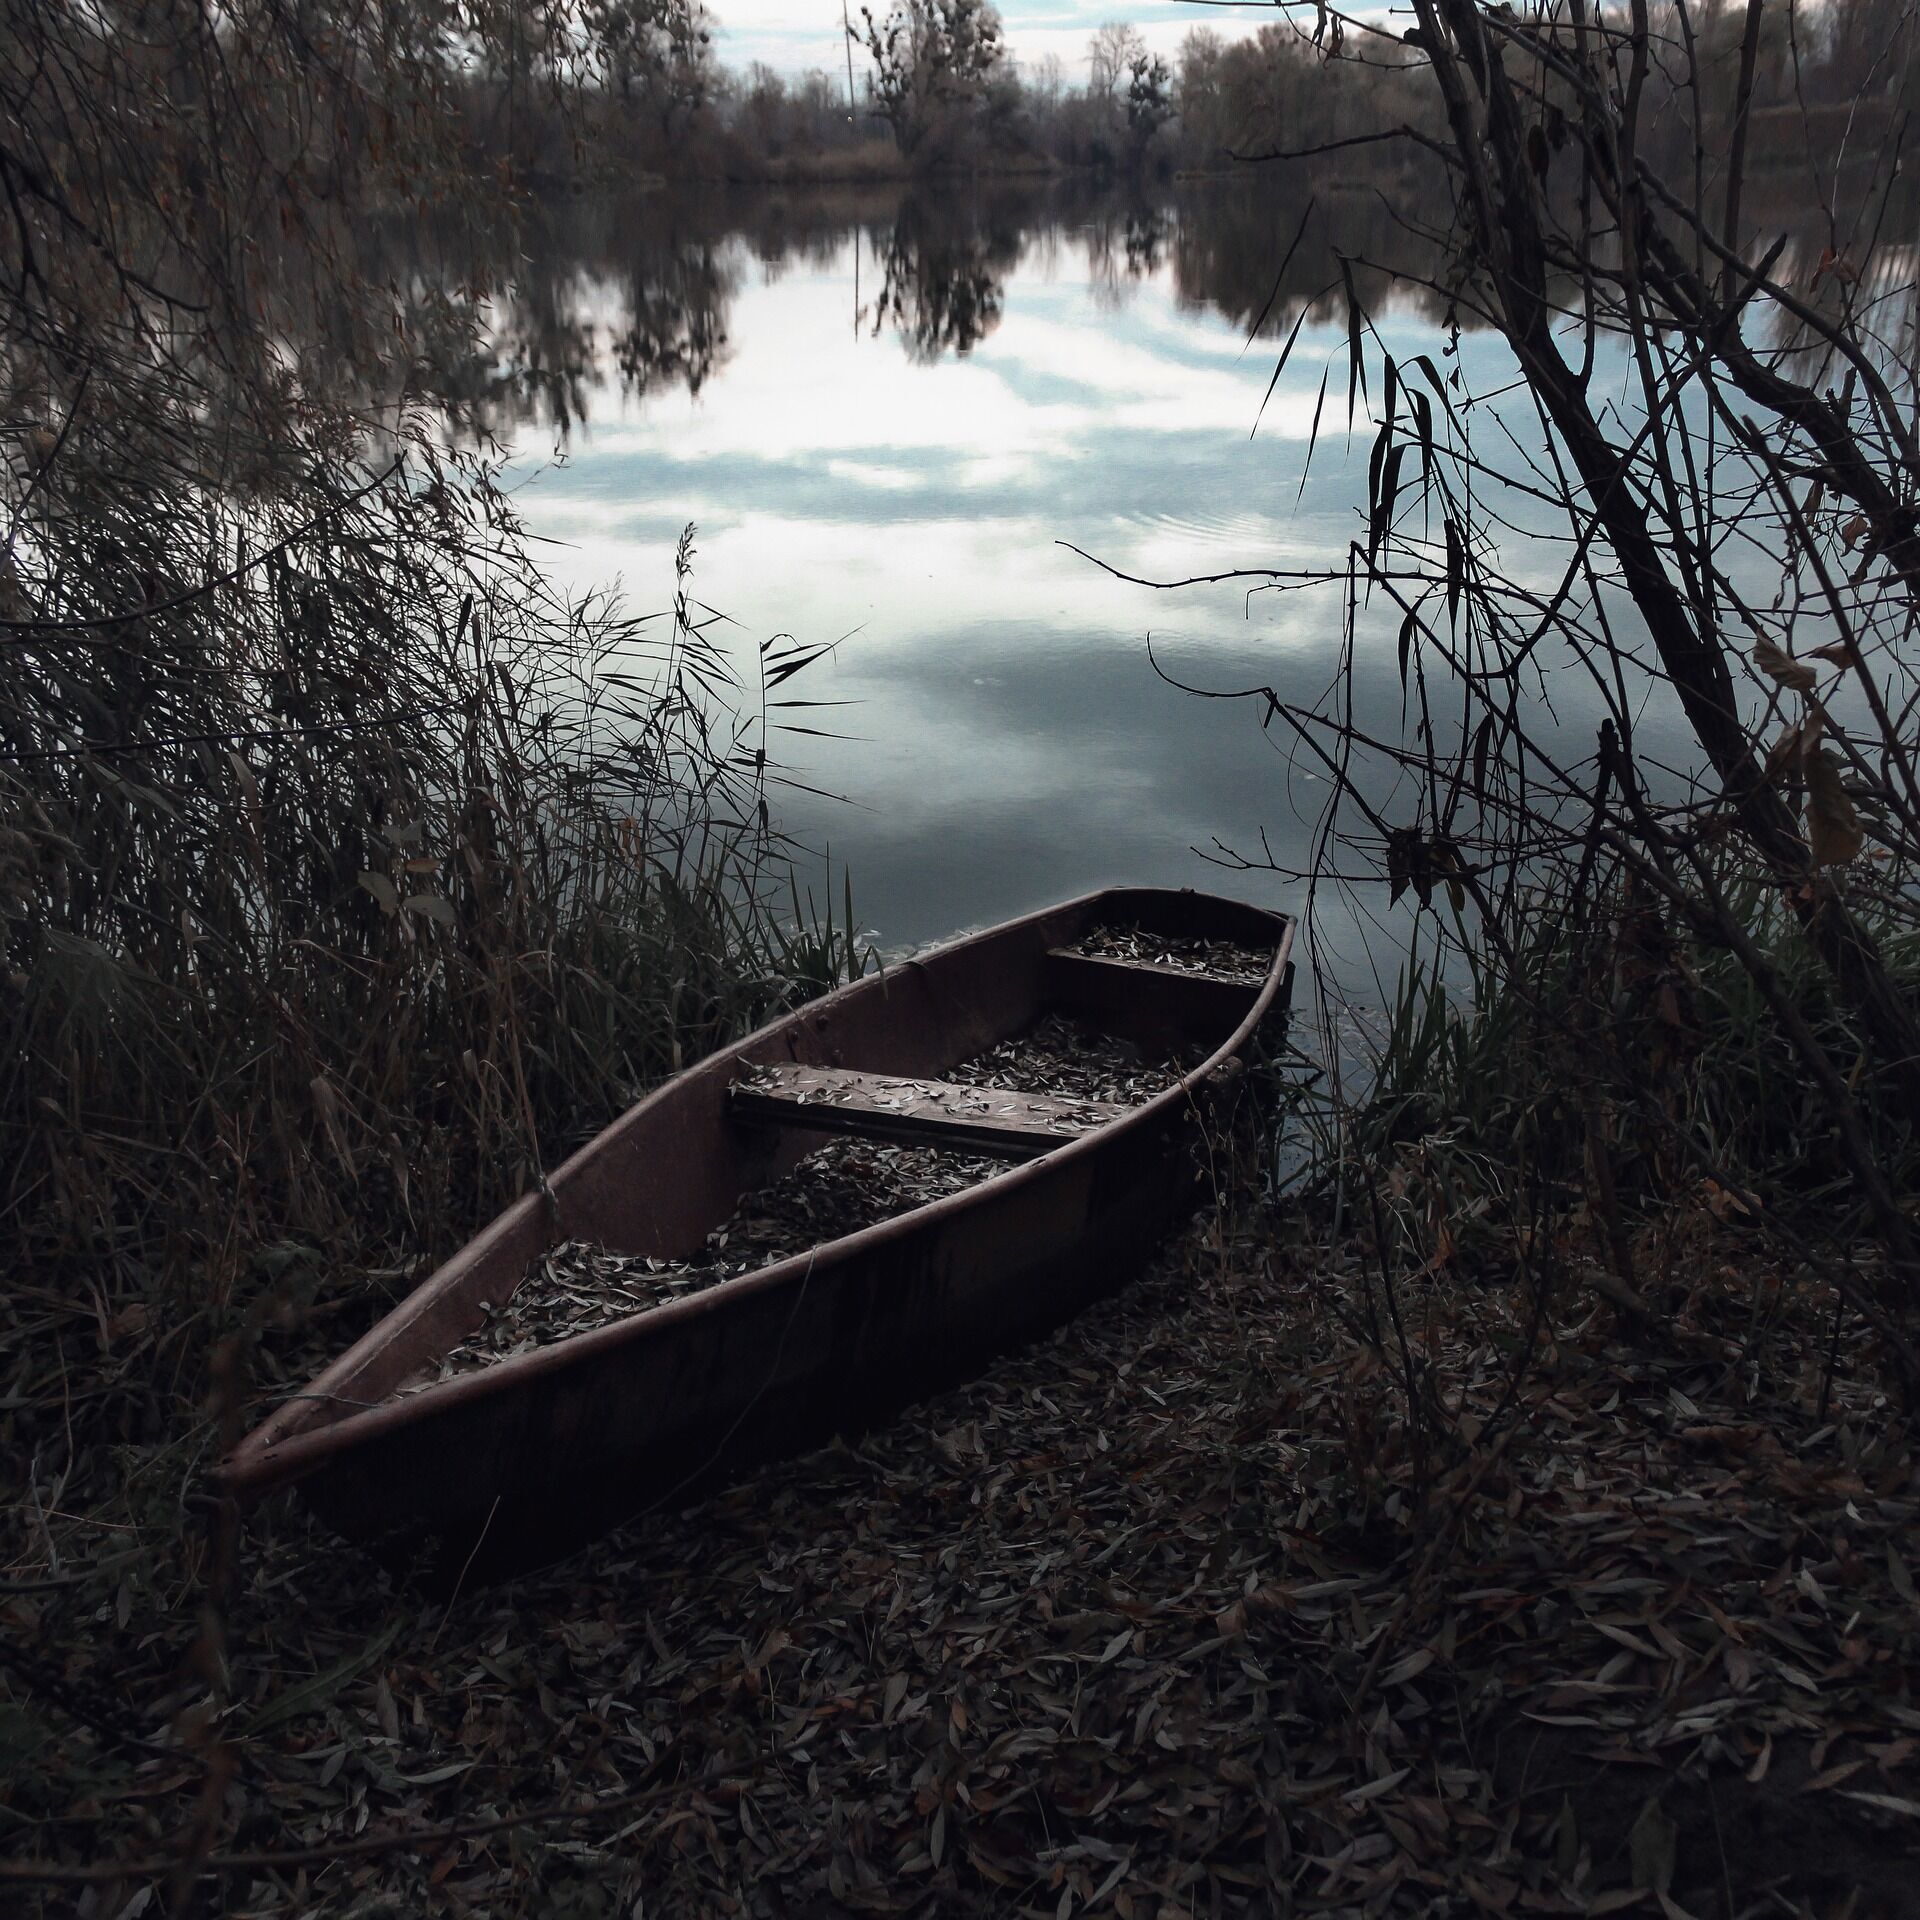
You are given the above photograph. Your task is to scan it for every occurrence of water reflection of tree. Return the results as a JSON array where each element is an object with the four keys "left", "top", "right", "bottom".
[
  {"left": 1168, "top": 173, "right": 1457, "bottom": 338},
  {"left": 611, "top": 242, "right": 732, "bottom": 400},
  {"left": 866, "top": 195, "right": 1024, "bottom": 361},
  {"left": 441, "top": 172, "right": 1512, "bottom": 438},
  {"left": 431, "top": 193, "right": 740, "bottom": 436},
  {"left": 1084, "top": 202, "right": 1173, "bottom": 309},
  {"left": 480, "top": 268, "right": 601, "bottom": 433},
  {"left": 413, "top": 160, "right": 1920, "bottom": 440},
  {"left": 1165, "top": 157, "right": 1920, "bottom": 351}
]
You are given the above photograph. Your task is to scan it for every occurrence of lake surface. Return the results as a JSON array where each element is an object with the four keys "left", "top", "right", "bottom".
[{"left": 493, "top": 180, "right": 1697, "bottom": 991}]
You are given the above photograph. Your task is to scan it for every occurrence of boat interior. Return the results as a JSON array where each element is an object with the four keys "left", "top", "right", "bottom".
[
  {"left": 562, "top": 886, "right": 1288, "bottom": 1256},
  {"left": 230, "top": 889, "right": 1289, "bottom": 1463}
]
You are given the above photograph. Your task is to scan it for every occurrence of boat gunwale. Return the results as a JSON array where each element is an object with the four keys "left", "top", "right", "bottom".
[{"left": 218, "top": 887, "right": 1292, "bottom": 1498}]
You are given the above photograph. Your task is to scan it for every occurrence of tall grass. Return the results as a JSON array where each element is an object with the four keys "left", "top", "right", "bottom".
[
  {"left": 1, "top": 483, "right": 867, "bottom": 1548},
  {"left": 0, "top": 0, "right": 879, "bottom": 1849},
  {"left": 1285, "top": 876, "right": 1920, "bottom": 1300}
]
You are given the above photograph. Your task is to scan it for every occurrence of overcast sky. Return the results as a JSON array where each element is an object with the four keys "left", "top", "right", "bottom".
[{"left": 708, "top": 2, "right": 1271, "bottom": 80}]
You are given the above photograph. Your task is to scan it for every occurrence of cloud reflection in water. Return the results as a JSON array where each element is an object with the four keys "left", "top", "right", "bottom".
[{"left": 502, "top": 186, "right": 1493, "bottom": 970}]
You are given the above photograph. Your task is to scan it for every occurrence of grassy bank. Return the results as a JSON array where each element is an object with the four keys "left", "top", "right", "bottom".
[
  {"left": 1301, "top": 877, "right": 1920, "bottom": 1380},
  {"left": 0, "top": 498, "right": 871, "bottom": 1813},
  {"left": 7, "top": 859, "right": 1919, "bottom": 1911},
  {"left": 6, "top": 506, "right": 861, "bottom": 1230}
]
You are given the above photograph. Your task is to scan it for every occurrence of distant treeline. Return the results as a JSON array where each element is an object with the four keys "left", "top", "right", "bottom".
[{"left": 461, "top": 0, "right": 1920, "bottom": 187}]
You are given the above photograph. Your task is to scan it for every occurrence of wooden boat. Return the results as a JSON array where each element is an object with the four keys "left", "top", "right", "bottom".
[{"left": 220, "top": 886, "right": 1293, "bottom": 1577}]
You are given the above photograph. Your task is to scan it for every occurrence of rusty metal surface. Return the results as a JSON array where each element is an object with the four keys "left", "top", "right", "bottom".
[{"left": 218, "top": 886, "right": 1294, "bottom": 1574}]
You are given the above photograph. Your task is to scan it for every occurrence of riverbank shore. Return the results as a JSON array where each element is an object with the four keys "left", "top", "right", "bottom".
[
  {"left": 6, "top": 1183, "right": 1913, "bottom": 1915},
  {"left": 722, "top": 144, "right": 1066, "bottom": 187}
]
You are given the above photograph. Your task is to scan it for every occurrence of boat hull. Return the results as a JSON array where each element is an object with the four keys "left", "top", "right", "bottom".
[
  {"left": 223, "top": 886, "right": 1293, "bottom": 1581},
  {"left": 305, "top": 1097, "right": 1217, "bottom": 1577}
]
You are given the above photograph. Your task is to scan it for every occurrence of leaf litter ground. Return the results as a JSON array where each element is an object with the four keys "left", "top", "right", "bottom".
[{"left": 7, "top": 1205, "right": 1920, "bottom": 1917}]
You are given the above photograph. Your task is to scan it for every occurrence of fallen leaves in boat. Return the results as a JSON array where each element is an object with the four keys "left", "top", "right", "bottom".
[
  {"left": 399, "top": 1020, "right": 1196, "bottom": 1395},
  {"left": 1066, "top": 923, "right": 1272, "bottom": 985},
  {"left": 942, "top": 1012, "right": 1200, "bottom": 1107},
  {"left": 399, "top": 1140, "right": 1003, "bottom": 1394},
  {"left": 25, "top": 1205, "right": 1918, "bottom": 1914}
]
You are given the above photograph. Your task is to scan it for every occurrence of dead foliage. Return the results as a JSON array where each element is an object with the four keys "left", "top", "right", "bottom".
[
  {"left": 943, "top": 1015, "right": 1205, "bottom": 1108},
  {"left": 1065, "top": 929, "right": 1273, "bottom": 987},
  {"left": 402, "top": 1140, "right": 1007, "bottom": 1392},
  {"left": 5, "top": 1188, "right": 1917, "bottom": 1916}
]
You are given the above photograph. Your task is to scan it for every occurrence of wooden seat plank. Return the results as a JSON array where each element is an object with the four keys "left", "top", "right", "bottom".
[
  {"left": 731, "top": 1062, "right": 1125, "bottom": 1160},
  {"left": 1040, "top": 948, "right": 1265, "bottom": 1051},
  {"left": 1045, "top": 945, "right": 1266, "bottom": 989}
]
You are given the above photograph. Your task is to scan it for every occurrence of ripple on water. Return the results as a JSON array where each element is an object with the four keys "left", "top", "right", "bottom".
[{"left": 1119, "top": 505, "right": 1291, "bottom": 555}]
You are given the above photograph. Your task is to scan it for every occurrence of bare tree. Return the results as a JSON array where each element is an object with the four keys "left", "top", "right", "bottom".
[
  {"left": 1088, "top": 20, "right": 1147, "bottom": 116},
  {"left": 1030, "top": 49, "right": 1068, "bottom": 112},
  {"left": 1124, "top": 48, "right": 1175, "bottom": 169},
  {"left": 590, "top": 0, "right": 718, "bottom": 140},
  {"left": 1136, "top": 0, "right": 1920, "bottom": 1370},
  {"left": 852, "top": 0, "right": 1008, "bottom": 158}
]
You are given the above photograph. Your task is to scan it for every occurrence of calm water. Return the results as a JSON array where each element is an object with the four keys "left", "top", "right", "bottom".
[{"left": 494, "top": 181, "right": 1689, "bottom": 985}]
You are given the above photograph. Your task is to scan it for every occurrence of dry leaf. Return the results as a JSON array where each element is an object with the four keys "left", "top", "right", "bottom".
[
  {"left": 1628, "top": 1795, "right": 1677, "bottom": 1892},
  {"left": 1754, "top": 637, "right": 1818, "bottom": 692},
  {"left": 1805, "top": 748, "right": 1864, "bottom": 867}
]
